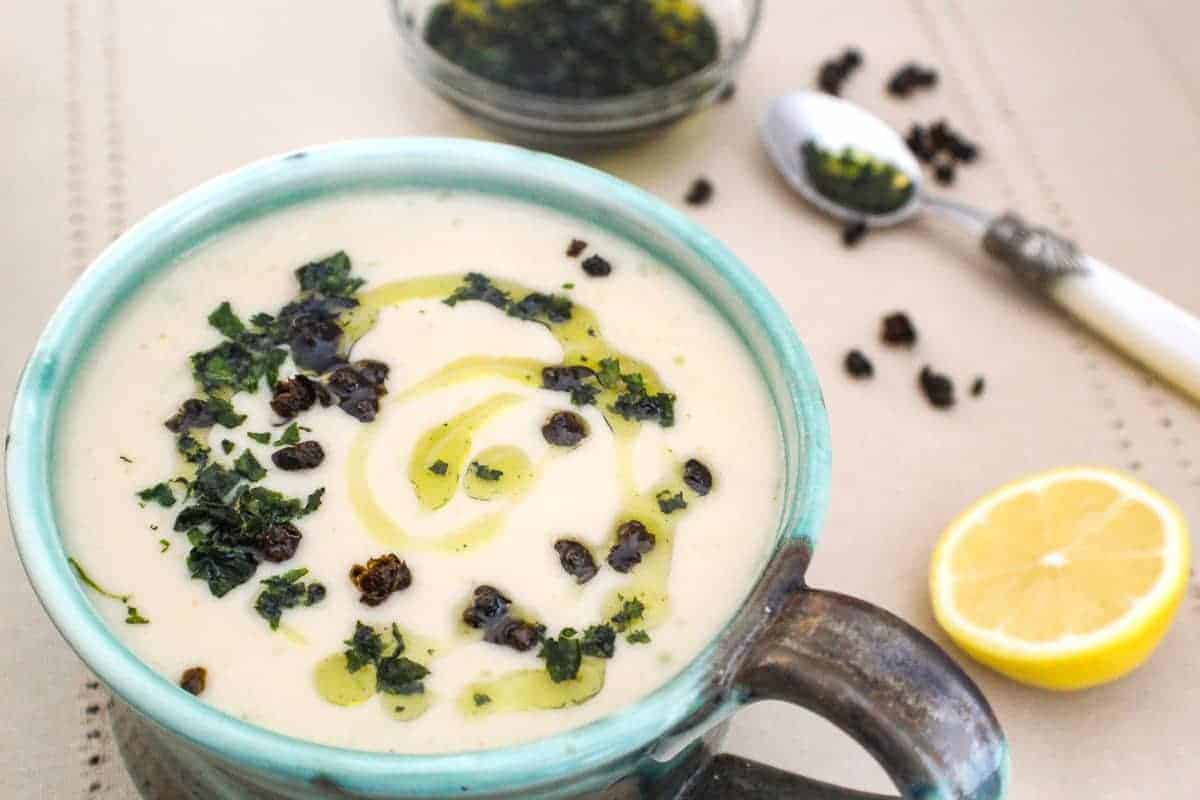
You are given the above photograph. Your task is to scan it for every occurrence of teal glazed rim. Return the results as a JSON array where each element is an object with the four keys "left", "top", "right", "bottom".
[{"left": 6, "top": 138, "right": 832, "bottom": 796}]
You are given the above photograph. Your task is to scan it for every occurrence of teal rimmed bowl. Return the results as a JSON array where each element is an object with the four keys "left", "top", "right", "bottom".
[{"left": 7, "top": 138, "right": 1006, "bottom": 799}]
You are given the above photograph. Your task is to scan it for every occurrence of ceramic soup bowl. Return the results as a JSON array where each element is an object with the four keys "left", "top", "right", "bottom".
[{"left": 7, "top": 139, "right": 1008, "bottom": 799}]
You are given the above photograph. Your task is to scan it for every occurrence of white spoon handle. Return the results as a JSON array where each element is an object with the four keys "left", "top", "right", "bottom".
[
  {"left": 982, "top": 213, "right": 1200, "bottom": 403},
  {"left": 1053, "top": 256, "right": 1200, "bottom": 401}
]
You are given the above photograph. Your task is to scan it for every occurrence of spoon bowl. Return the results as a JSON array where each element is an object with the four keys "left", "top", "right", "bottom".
[{"left": 761, "top": 91, "right": 923, "bottom": 227}]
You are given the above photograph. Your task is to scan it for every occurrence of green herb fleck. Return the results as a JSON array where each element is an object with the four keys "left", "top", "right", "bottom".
[
  {"left": 119, "top": 455, "right": 133, "bottom": 464},
  {"left": 125, "top": 606, "right": 150, "bottom": 625},
  {"left": 234, "top": 449, "right": 267, "bottom": 482},
  {"left": 610, "top": 597, "right": 645, "bottom": 633},
  {"left": 655, "top": 490, "right": 687, "bottom": 514},
  {"left": 471, "top": 462, "right": 503, "bottom": 481},
  {"left": 186, "top": 542, "right": 258, "bottom": 598},
  {"left": 580, "top": 624, "right": 616, "bottom": 658},
  {"left": 208, "top": 301, "right": 247, "bottom": 339},
  {"left": 191, "top": 462, "right": 242, "bottom": 501},
  {"left": 205, "top": 396, "right": 247, "bottom": 429},
  {"left": 254, "top": 568, "right": 325, "bottom": 629},
  {"left": 626, "top": 629, "right": 651, "bottom": 644},
  {"left": 274, "top": 422, "right": 302, "bottom": 446},
  {"left": 473, "top": 692, "right": 492, "bottom": 707},
  {"left": 376, "top": 653, "right": 430, "bottom": 695},
  {"left": 428, "top": 459, "right": 449, "bottom": 475},
  {"left": 137, "top": 482, "right": 176, "bottom": 508},
  {"left": 444, "top": 272, "right": 511, "bottom": 309},
  {"left": 190, "top": 340, "right": 287, "bottom": 395},
  {"left": 303, "top": 487, "right": 326, "bottom": 514},
  {"left": 220, "top": 439, "right": 235, "bottom": 455},
  {"left": 247, "top": 431, "right": 272, "bottom": 444},
  {"left": 562, "top": 282, "right": 575, "bottom": 290},
  {"left": 177, "top": 433, "right": 211, "bottom": 466},
  {"left": 539, "top": 631, "right": 583, "bottom": 683},
  {"left": 295, "top": 251, "right": 365, "bottom": 298},
  {"left": 344, "top": 622, "right": 385, "bottom": 673}
]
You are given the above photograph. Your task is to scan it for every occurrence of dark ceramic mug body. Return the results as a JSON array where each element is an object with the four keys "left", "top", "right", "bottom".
[{"left": 7, "top": 139, "right": 1008, "bottom": 799}]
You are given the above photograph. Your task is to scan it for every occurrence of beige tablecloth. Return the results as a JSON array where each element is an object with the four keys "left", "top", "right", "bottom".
[{"left": 3, "top": 1, "right": 1199, "bottom": 797}]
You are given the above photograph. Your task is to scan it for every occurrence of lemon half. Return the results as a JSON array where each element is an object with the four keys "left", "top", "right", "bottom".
[{"left": 930, "top": 466, "right": 1191, "bottom": 690}]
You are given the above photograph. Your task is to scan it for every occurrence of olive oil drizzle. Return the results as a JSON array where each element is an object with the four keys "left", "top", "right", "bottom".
[
  {"left": 339, "top": 273, "right": 702, "bottom": 715},
  {"left": 458, "top": 657, "right": 606, "bottom": 718}
]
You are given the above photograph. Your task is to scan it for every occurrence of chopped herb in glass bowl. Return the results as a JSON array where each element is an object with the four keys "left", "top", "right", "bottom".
[{"left": 390, "top": 0, "right": 762, "bottom": 148}]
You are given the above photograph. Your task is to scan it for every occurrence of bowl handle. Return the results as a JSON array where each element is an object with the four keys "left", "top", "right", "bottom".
[{"left": 684, "top": 579, "right": 1009, "bottom": 799}]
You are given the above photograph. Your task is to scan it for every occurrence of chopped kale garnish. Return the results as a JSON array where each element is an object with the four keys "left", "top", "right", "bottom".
[
  {"left": 177, "top": 433, "right": 211, "bottom": 466},
  {"left": 137, "top": 482, "right": 176, "bottom": 508},
  {"left": 120, "top": 455, "right": 133, "bottom": 463},
  {"left": 247, "top": 431, "right": 271, "bottom": 444},
  {"left": 428, "top": 460, "right": 449, "bottom": 475},
  {"left": 610, "top": 597, "right": 646, "bottom": 633},
  {"left": 186, "top": 542, "right": 258, "bottom": 598},
  {"left": 595, "top": 358, "right": 621, "bottom": 389},
  {"left": 507, "top": 291, "right": 572, "bottom": 325},
  {"left": 192, "top": 463, "right": 242, "bottom": 502},
  {"left": 220, "top": 439, "right": 235, "bottom": 455},
  {"left": 610, "top": 369, "right": 675, "bottom": 427},
  {"left": 303, "top": 487, "right": 326, "bottom": 514},
  {"left": 190, "top": 340, "right": 287, "bottom": 395},
  {"left": 159, "top": 539, "right": 170, "bottom": 553},
  {"left": 471, "top": 462, "right": 503, "bottom": 481},
  {"left": 234, "top": 449, "right": 267, "bottom": 482},
  {"left": 626, "top": 630, "right": 651, "bottom": 644},
  {"left": 655, "top": 490, "right": 687, "bottom": 514},
  {"left": 581, "top": 624, "right": 616, "bottom": 658},
  {"left": 295, "top": 251, "right": 365, "bottom": 298},
  {"left": 208, "top": 301, "right": 247, "bottom": 339},
  {"left": 539, "top": 631, "right": 583, "bottom": 683},
  {"left": 343, "top": 621, "right": 385, "bottom": 673},
  {"left": 253, "top": 567, "right": 325, "bottom": 629},
  {"left": 443, "top": 272, "right": 510, "bottom": 309},
  {"left": 376, "top": 653, "right": 429, "bottom": 695},
  {"left": 165, "top": 396, "right": 246, "bottom": 434},
  {"left": 473, "top": 693, "right": 492, "bottom": 707},
  {"left": 274, "top": 422, "right": 303, "bottom": 446},
  {"left": 125, "top": 607, "right": 150, "bottom": 625}
]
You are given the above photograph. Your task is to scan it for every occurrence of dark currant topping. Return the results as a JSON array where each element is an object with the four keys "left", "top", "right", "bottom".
[
  {"left": 842, "top": 220, "right": 868, "bottom": 248},
  {"left": 487, "top": 617, "right": 541, "bottom": 652},
  {"left": 881, "top": 312, "right": 918, "bottom": 347},
  {"left": 542, "top": 365, "right": 595, "bottom": 391},
  {"left": 682, "top": 459, "right": 713, "bottom": 495},
  {"left": 581, "top": 255, "right": 612, "bottom": 277},
  {"left": 349, "top": 554, "right": 412, "bottom": 606},
  {"left": 327, "top": 365, "right": 367, "bottom": 398},
  {"left": 354, "top": 359, "right": 390, "bottom": 386},
  {"left": 933, "top": 156, "right": 956, "bottom": 186},
  {"left": 919, "top": 366, "right": 956, "bottom": 409},
  {"left": 287, "top": 313, "right": 344, "bottom": 374},
  {"left": 462, "top": 585, "right": 511, "bottom": 628},
  {"left": 607, "top": 520, "right": 656, "bottom": 573},
  {"left": 685, "top": 178, "right": 714, "bottom": 206},
  {"left": 164, "top": 398, "right": 215, "bottom": 433},
  {"left": 566, "top": 239, "right": 587, "bottom": 258},
  {"left": 255, "top": 522, "right": 302, "bottom": 562},
  {"left": 554, "top": 539, "right": 598, "bottom": 584},
  {"left": 905, "top": 124, "right": 934, "bottom": 163},
  {"left": 542, "top": 411, "right": 589, "bottom": 447},
  {"left": 271, "top": 374, "right": 329, "bottom": 418},
  {"left": 971, "top": 376, "right": 986, "bottom": 397},
  {"left": 844, "top": 350, "right": 874, "bottom": 379},
  {"left": 272, "top": 441, "right": 325, "bottom": 471},
  {"left": 179, "top": 666, "right": 207, "bottom": 696},
  {"left": 326, "top": 361, "right": 389, "bottom": 422}
]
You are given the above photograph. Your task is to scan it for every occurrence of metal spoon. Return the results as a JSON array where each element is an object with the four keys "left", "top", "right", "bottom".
[{"left": 762, "top": 90, "right": 1200, "bottom": 403}]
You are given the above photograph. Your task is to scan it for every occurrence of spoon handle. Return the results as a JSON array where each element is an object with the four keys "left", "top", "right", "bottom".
[{"left": 983, "top": 213, "right": 1200, "bottom": 403}]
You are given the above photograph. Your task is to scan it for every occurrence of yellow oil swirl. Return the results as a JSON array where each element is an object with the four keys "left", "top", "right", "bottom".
[
  {"left": 314, "top": 625, "right": 441, "bottom": 722},
  {"left": 407, "top": 393, "right": 525, "bottom": 510},
  {"left": 457, "top": 658, "right": 606, "bottom": 718},
  {"left": 462, "top": 444, "right": 535, "bottom": 501}
]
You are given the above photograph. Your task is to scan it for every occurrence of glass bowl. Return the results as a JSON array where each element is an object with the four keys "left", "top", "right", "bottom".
[{"left": 390, "top": 0, "right": 763, "bottom": 149}]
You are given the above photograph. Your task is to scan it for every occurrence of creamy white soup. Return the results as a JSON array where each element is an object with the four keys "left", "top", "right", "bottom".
[{"left": 56, "top": 191, "right": 783, "bottom": 753}]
